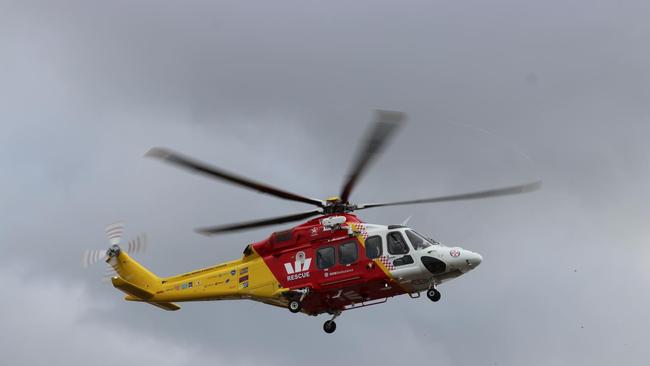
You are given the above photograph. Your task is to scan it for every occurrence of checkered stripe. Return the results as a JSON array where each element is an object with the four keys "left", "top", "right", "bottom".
[
  {"left": 378, "top": 255, "right": 395, "bottom": 271},
  {"left": 353, "top": 223, "right": 368, "bottom": 240}
]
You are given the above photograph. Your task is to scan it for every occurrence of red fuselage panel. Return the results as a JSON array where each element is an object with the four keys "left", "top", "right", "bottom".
[{"left": 254, "top": 214, "right": 404, "bottom": 314}]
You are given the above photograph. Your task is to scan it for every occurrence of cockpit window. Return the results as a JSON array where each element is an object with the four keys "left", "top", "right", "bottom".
[
  {"left": 387, "top": 231, "right": 409, "bottom": 255},
  {"left": 406, "top": 230, "right": 436, "bottom": 250}
]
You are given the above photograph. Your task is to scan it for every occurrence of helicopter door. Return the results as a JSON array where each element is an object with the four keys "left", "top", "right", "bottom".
[
  {"left": 385, "top": 231, "right": 420, "bottom": 286},
  {"left": 317, "top": 240, "right": 362, "bottom": 289}
]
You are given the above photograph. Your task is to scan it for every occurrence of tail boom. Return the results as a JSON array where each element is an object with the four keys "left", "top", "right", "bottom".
[{"left": 108, "top": 247, "right": 285, "bottom": 310}]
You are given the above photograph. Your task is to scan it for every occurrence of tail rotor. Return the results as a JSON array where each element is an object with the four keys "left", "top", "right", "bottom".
[
  {"left": 82, "top": 222, "right": 148, "bottom": 281},
  {"left": 105, "top": 221, "right": 125, "bottom": 246},
  {"left": 126, "top": 233, "right": 147, "bottom": 255},
  {"left": 81, "top": 249, "right": 108, "bottom": 268}
]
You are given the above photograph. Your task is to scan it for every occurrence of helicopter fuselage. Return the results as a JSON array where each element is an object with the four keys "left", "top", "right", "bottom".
[{"left": 110, "top": 213, "right": 482, "bottom": 316}]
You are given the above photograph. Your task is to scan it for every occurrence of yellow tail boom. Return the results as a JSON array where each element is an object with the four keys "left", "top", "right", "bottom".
[{"left": 107, "top": 247, "right": 286, "bottom": 311}]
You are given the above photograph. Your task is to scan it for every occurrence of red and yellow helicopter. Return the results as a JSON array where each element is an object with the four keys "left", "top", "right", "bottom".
[{"left": 83, "top": 111, "right": 539, "bottom": 333}]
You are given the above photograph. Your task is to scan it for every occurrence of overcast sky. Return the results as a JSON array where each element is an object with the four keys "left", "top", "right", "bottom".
[{"left": 2, "top": 0, "right": 650, "bottom": 365}]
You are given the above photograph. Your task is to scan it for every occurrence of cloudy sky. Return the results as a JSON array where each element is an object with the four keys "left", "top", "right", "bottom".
[{"left": 2, "top": 0, "right": 650, "bottom": 365}]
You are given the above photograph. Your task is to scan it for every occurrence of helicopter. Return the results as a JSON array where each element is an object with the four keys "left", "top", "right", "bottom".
[{"left": 83, "top": 110, "right": 540, "bottom": 333}]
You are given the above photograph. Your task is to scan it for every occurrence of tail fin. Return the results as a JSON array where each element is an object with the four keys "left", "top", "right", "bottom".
[
  {"left": 107, "top": 249, "right": 160, "bottom": 293},
  {"left": 107, "top": 249, "right": 180, "bottom": 311}
]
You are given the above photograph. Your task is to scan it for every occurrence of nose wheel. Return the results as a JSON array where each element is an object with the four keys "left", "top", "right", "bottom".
[
  {"left": 323, "top": 320, "right": 337, "bottom": 334},
  {"left": 426, "top": 288, "right": 441, "bottom": 302}
]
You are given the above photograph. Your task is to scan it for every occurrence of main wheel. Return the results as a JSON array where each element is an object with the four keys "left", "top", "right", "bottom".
[
  {"left": 323, "top": 320, "right": 337, "bottom": 334},
  {"left": 426, "top": 288, "right": 441, "bottom": 302},
  {"left": 288, "top": 300, "right": 302, "bottom": 313}
]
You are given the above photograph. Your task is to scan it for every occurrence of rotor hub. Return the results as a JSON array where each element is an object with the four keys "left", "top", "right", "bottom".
[
  {"left": 106, "top": 244, "right": 121, "bottom": 258},
  {"left": 322, "top": 197, "right": 355, "bottom": 215}
]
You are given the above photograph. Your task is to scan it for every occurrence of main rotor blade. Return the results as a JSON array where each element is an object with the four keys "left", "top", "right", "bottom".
[
  {"left": 357, "top": 181, "right": 541, "bottom": 210},
  {"left": 195, "top": 210, "right": 322, "bottom": 236},
  {"left": 340, "top": 110, "right": 405, "bottom": 203},
  {"left": 147, "top": 148, "right": 324, "bottom": 207}
]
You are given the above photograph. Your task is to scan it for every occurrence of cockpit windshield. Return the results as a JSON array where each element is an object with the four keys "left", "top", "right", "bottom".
[{"left": 405, "top": 230, "right": 438, "bottom": 250}]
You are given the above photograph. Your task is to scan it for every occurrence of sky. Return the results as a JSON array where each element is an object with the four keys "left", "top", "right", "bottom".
[{"left": 1, "top": 0, "right": 650, "bottom": 365}]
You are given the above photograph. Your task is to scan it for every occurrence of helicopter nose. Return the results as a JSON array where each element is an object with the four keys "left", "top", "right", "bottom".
[{"left": 465, "top": 251, "right": 483, "bottom": 268}]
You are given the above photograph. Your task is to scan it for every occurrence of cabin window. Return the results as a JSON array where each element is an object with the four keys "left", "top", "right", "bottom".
[
  {"left": 273, "top": 229, "right": 292, "bottom": 243},
  {"left": 365, "top": 236, "right": 383, "bottom": 259},
  {"left": 338, "top": 241, "right": 358, "bottom": 265},
  {"left": 387, "top": 231, "right": 409, "bottom": 255},
  {"left": 393, "top": 255, "right": 414, "bottom": 267},
  {"left": 316, "top": 246, "right": 336, "bottom": 269}
]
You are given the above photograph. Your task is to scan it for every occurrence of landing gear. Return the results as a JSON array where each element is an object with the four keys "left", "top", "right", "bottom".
[
  {"left": 323, "top": 320, "right": 337, "bottom": 334},
  {"left": 288, "top": 300, "right": 302, "bottom": 313},
  {"left": 323, "top": 311, "right": 341, "bottom": 334},
  {"left": 426, "top": 288, "right": 441, "bottom": 302},
  {"left": 287, "top": 287, "right": 310, "bottom": 313}
]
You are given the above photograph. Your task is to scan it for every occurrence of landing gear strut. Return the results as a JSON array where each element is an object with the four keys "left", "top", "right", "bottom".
[
  {"left": 323, "top": 312, "right": 341, "bottom": 334},
  {"left": 426, "top": 288, "right": 441, "bottom": 302},
  {"left": 287, "top": 288, "right": 310, "bottom": 313}
]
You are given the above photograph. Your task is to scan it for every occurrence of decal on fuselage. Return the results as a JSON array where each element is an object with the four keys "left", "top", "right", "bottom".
[
  {"left": 324, "top": 268, "right": 354, "bottom": 278},
  {"left": 284, "top": 251, "right": 312, "bottom": 281}
]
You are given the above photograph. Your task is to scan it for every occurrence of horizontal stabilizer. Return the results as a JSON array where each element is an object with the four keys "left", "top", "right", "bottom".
[
  {"left": 112, "top": 277, "right": 154, "bottom": 299},
  {"left": 112, "top": 277, "right": 181, "bottom": 311},
  {"left": 149, "top": 302, "right": 181, "bottom": 311}
]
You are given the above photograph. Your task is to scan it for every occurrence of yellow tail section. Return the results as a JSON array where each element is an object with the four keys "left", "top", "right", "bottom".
[
  {"left": 107, "top": 247, "right": 285, "bottom": 311},
  {"left": 108, "top": 250, "right": 160, "bottom": 293},
  {"left": 108, "top": 250, "right": 180, "bottom": 311}
]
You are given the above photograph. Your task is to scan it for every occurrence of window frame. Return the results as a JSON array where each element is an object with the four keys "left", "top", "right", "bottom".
[
  {"left": 393, "top": 254, "right": 414, "bottom": 267},
  {"left": 316, "top": 246, "right": 336, "bottom": 269},
  {"left": 387, "top": 231, "right": 410, "bottom": 255},
  {"left": 405, "top": 230, "right": 433, "bottom": 250},
  {"left": 338, "top": 241, "right": 358, "bottom": 265},
  {"left": 364, "top": 235, "right": 383, "bottom": 259}
]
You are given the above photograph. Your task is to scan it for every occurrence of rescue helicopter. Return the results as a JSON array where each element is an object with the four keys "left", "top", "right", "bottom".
[{"left": 83, "top": 110, "right": 540, "bottom": 333}]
